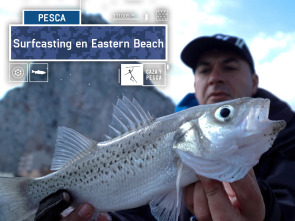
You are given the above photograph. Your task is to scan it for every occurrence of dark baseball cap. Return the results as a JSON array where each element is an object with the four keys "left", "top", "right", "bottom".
[{"left": 181, "top": 34, "right": 255, "bottom": 73}]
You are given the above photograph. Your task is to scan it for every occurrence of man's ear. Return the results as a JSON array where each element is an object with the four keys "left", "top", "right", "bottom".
[{"left": 251, "top": 74, "right": 259, "bottom": 95}]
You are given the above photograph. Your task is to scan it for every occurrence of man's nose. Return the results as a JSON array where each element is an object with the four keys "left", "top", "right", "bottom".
[{"left": 208, "top": 65, "right": 225, "bottom": 85}]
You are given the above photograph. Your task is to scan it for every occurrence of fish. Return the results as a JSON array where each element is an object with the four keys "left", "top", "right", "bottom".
[
  {"left": 31, "top": 70, "right": 46, "bottom": 75},
  {"left": 0, "top": 96, "right": 286, "bottom": 221}
]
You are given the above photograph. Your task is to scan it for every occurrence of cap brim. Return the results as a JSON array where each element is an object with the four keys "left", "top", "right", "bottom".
[{"left": 181, "top": 37, "right": 247, "bottom": 71}]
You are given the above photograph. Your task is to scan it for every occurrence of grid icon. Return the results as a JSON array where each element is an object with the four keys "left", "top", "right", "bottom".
[{"left": 156, "top": 10, "right": 168, "bottom": 21}]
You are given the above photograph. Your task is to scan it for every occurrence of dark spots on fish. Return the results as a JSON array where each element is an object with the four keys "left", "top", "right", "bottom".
[
  {"left": 103, "top": 163, "right": 106, "bottom": 167},
  {"left": 136, "top": 143, "right": 139, "bottom": 147},
  {"left": 112, "top": 151, "right": 115, "bottom": 156},
  {"left": 110, "top": 161, "right": 113, "bottom": 165},
  {"left": 122, "top": 149, "right": 126, "bottom": 154},
  {"left": 69, "top": 173, "right": 72, "bottom": 176},
  {"left": 128, "top": 140, "right": 131, "bottom": 145},
  {"left": 92, "top": 159, "right": 95, "bottom": 163},
  {"left": 139, "top": 163, "right": 143, "bottom": 168},
  {"left": 105, "top": 171, "right": 109, "bottom": 175},
  {"left": 142, "top": 145, "right": 146, "bottom": 150},
  {"left": 142, "top": 134, "right": 144, "bottom": 137},
  {"left": 124, "top": 160, "right": 128, "bottom": 164},
  {"left": 113, "top": 169, "right": 117, "bottom": 174},
  {"left": 102, "top": 154, "right": 105, "bottom": 158},
  {"left": 118, "top": 165, "right": 122, "bottom": 170},
  {"left": 80, "top": 178, "right": 83, "bottom": 182},
  {"left": 74, "top": 171, "right": 77, "bottom": 175},
  {"left": 116, "top": 154, "right": 120, "bottom": 158},
  {"left": 62, "top": 175, "right": 65, "bottom": 179},
  {"left": 153, "top": 144, "right": 157, "bottom": 149},
  {"left": 152, "top": 155, "right": 155, "bottom": 159},
  {"left": 127, "top": 171, "right": 130, "bottom": 175},
  {"left": 106, "top": 149, "right": 109, "bottom": 153},
  {"left": 90, "top": 178, "right": 93, "bottom": 182},
  {"left": 86, "top": 171, "right": 89, "bottom": 175},
  {"left": 120, "top": 143, "right": 123, "bottom": 148},
  {"left": 96, "top": 157, "right": 100, "bottom": 161},
  {"left": 146, "top": 155, "right": 150, "bottom": 160},
  {"left": 148, "top": 133, "right": 151, "bottom": 136},
  {"left": 94, "top": 175, "right": 97, "bottom": 179}
]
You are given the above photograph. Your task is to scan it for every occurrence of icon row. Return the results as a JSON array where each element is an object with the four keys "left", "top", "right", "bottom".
[{"left": 9, "top": 63, "right": 48, "bottom": 82}]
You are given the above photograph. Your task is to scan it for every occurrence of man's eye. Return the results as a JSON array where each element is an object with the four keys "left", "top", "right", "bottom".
[
  {"left": 199, "top": 68, "right": 210, "bottom": 74},
  {"left": 224, "top": 66, "right": 237, "bottom": 71}
]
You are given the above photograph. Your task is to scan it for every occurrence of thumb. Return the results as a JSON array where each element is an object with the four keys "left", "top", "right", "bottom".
[{"left": 62, "top": 204, "right": 94, "bottom": 221}]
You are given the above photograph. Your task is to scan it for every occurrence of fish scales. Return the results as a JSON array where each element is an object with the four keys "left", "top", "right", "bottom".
[
  {"left": 26, "top": 120, "right": 191, "bottom": 211},
  {"left": 0, "top": 96, "right": 286, "bottom": 221}
]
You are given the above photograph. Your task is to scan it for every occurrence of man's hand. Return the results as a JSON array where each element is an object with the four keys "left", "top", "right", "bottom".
[
  {"left": 61, "top": 204, "right": 109, "bottom": 221},
  {"left": 184, "top": 169, "right": 265, "bottom": 221},
  {"left": 35, "top": 189, "right": 109, "bottom": 221}
]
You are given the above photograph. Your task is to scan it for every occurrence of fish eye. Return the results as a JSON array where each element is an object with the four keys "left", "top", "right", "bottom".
[{"left": 215, "top": 105, "right": 234, "bottom": 122}]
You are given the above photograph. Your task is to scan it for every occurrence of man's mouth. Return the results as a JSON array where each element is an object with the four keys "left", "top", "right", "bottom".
[{"left": 208, "top": 91, "right": 230, "bottom": 100}]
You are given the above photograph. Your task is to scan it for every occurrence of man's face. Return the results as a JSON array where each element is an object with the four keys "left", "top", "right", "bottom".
[{"left": 194, "top": 49, "right": 258, "bottom": 105}]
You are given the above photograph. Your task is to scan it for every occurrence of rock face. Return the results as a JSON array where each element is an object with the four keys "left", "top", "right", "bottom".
[{"left": 0, "top": 14, "right": 175, "bottom": 175}]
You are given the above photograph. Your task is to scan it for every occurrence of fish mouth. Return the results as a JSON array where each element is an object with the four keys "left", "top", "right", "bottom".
[{"left": 245, "top": 98, "right": 286, "bottom": 134}]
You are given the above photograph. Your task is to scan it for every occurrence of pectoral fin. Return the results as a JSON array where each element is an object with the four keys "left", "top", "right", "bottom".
[{"left": 149, "top": 189, "right": 183, "bottom": 221}]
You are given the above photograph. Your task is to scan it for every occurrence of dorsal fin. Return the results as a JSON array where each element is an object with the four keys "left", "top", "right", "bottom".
[
  {"left": 105, "top": 95, "right": 154, "bottom": 140},
  {"left": 50, "top": 127, "right": 97, "bottom": 171}
]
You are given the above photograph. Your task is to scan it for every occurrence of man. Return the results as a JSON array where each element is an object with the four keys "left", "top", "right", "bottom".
[
  {"left": 177, "top": 34, "right": 295, "bottom": 220},
  {"left": 38, "top": 34, "right": 295, "bottom": 220}
]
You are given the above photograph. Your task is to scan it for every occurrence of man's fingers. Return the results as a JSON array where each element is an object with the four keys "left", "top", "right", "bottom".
[
  {"left": 97, "top": 213, "right": 110, "bottom": 221},
  {"left": 184, "top": 183, "right": 195, "bottom": 213},
  {"left": 35, "top": 189, "right": 72, "bottom": 221},
  {"left": 199, "top": 175, "right": 236, "bottom": 220},
  {"left": 184, "top": 181, "right": 212, "bottom": 221},
  {"left": 231, "top": 170, "right": 265, "bottom": 220},
  {"left": 62, "top": 204, "right": 94, "bottom": 221}
]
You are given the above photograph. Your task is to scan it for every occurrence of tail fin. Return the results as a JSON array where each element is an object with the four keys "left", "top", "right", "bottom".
[{"left": 0, "top": 177, "right": 37, "bottom": 221}]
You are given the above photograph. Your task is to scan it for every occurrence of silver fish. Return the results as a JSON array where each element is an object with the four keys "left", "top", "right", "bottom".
[{"left": 0, "top": 96, "right": 285, "bottom": 221}]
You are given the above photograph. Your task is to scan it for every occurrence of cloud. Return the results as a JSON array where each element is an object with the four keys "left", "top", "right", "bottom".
[
  {"left": 250, "top": 32, "right": 295, "bottom": 62},
  {"left": 250, "top": 32, "right": 295, "bottom": 110}
]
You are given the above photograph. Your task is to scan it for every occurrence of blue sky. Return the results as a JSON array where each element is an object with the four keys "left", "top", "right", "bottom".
[
  {"left": 1, "top": 0, "right": 295, "bottom": 109},
  {"left": 216, "top": 0, "right": 295, "bottom": 34}
]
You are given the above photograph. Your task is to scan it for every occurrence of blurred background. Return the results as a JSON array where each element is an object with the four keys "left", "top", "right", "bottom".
[{"left": 1, "top": 0, "right": 295, "bottom": 177}]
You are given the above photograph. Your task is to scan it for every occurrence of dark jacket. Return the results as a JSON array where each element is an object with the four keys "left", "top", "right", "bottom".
[{"left": 111, "top": 88, "right": 295, "bottom": 221}]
